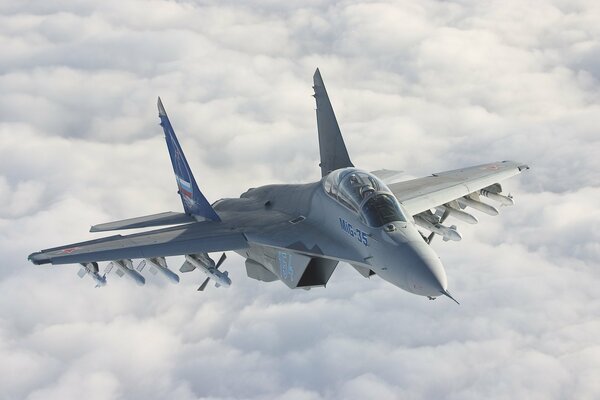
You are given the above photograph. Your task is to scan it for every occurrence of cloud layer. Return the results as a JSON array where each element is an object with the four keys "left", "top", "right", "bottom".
[{"left": 1, "top": 1, "right": 599, "bottom": 399}]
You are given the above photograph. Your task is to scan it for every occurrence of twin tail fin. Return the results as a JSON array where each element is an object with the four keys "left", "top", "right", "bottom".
[{"left": 157, "top": 97, "right": 220, "bottom": 222}]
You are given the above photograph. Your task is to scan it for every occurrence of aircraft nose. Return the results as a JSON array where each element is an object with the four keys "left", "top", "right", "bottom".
[
  {"left": 376, "top": 235, "right": 448, "bottom": 297},
  {"left": 406, "top": 243, "right": 448, "bottom": 297}
]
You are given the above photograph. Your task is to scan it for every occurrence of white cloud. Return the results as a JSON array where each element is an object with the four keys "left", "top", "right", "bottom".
[{"left": 0, "top": 0, "right": 599, "bottom": 399}]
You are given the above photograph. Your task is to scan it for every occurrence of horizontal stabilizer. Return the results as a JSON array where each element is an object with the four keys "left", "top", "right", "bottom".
[{"left": 90, "top": 211, "right": 195, "bottom": 232}]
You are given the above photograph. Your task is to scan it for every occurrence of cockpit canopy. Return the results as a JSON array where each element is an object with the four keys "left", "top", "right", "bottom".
[{"left": 323, "top": 168, "right": 407, "bottom": 227}]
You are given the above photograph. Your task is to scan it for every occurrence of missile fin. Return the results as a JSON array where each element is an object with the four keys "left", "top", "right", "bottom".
[
  {"left": 180, "top": 261, "right": 195, "bottom": 273},
  {"left": 198, "top": 277, "right": 210, "bottom": 291}
]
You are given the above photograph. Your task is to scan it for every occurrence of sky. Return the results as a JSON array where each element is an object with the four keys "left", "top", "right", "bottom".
[{"left": 0, "top": 0, "right": 599, "bottom": 399}]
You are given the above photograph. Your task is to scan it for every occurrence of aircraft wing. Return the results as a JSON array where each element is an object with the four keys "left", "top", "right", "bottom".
[
  {"left": 389, "top": 161, "right": 529, "bottom": 216},
  {"left": 28, "top": 222, "right": 248, "bottom": 265}
]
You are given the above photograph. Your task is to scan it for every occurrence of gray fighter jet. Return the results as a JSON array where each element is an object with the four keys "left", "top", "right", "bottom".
[{"left": 28, "top": 69, "right": 529, "bottom": 302}]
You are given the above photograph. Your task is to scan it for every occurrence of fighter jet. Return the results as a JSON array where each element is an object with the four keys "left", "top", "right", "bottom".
[{"left": 28, "top": 69, "right": 529, "bottom": 302}]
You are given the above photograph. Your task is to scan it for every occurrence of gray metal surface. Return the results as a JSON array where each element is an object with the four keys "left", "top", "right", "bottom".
[
  {"left": 388, "top": 161, "right": 529, "bottom": 216},
  {"left": 90, "top": 211, "right": 195, "bottom": 232},
  {"left": 27, "top": 69, "right": 529, "bottom": 301},
  {"left": 29, "top": 222, "right": 247, "bottom": 265},
  {"left": 313, "top": 68, "right": 353, "bottom": 176}
]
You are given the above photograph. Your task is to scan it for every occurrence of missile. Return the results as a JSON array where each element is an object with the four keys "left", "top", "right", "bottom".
[
  {"left": 192, "top": 253, "right": 215, "bottom": 268},
  {"left": 458, "top": 196, "right": 499, "bottom": 216},
  {"left": 108, "top": 259, "right": 145, "bottom": 286},
  {"left": 438, "top": 205, "right": 478, "bottom": 224},
  {"left": 184, "top": 254, "right": 212, "bottom": 272},
  {"left": 185, "top": 253, "right": 231, "bottom": 289},
  {"left": 78, "top": 262, "right": 107, "bottom": 288},
  {"left": 414, "top": 216, "right": 462, "bottom": 242},
  {"left": 145, "top": 257, "right": 180, "bottom": 284},
  {"left": 480, "top": 189, "right": 514, "bottom": 206}
]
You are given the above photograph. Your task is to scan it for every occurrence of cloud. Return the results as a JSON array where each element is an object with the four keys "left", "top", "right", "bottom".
[{"left": 0, "top": 0, "right": 599, "bottom": 399}]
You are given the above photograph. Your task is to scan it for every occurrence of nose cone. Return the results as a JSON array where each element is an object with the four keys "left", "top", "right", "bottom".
[
  {"left": 377, "top": 230, "right": 448, "bottom": 297},
  {"left": 405, "top": 243, "right": 447, "bottom": 297}
]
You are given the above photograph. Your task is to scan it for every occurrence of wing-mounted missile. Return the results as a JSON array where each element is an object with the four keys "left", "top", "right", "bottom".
[
  {"left": 179, "top": 253, "right": 213, "bottom": 273},
  {"left": 77, "top": 262, "right": 107, "bottom": 288},
  {"left": 437, "top": 204, "right": 478, "bottom": 224},
  {"left": 415, "top": 213, "right": 462, "bottom": 242},
  {"left": 144, "top": 257, "right": 180, "bottom": 284},
  {"left": 184, "top": 252, "right": 231, "bottom": 291},
  {"left": 480, "top": 188, "right": 515, "bottom": 206},
  {"left": 105, "top": 259, "right": 145, "bottom": 286},
  {"left": 458, "top": 195, "right": 499, "bottom": 216}
]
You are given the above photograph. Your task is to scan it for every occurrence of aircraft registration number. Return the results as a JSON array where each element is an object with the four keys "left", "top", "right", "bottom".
[{"left": 339, "top": 218, "right": 368, "bottom": 246}]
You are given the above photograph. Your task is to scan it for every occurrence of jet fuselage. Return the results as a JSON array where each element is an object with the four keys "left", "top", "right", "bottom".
[{"left": 214, "top": 170, "right": 447, "bottom": 297}]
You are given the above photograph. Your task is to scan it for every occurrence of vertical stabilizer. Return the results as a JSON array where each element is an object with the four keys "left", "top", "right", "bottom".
[
  {"left": 313, "top": 68, "right": 353, "bottom": 177},
  {"left": 157, "top": 97, "right": 221, "bottom": 222}
]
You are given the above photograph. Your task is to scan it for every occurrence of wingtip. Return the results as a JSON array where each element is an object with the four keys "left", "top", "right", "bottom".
[{"left": 28, "top": 252, "right": 50, "bottom": 265}]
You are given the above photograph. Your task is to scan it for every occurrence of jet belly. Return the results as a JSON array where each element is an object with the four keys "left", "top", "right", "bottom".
[{"left": 237, "top": 244, "right": 299, "bottom": 288}]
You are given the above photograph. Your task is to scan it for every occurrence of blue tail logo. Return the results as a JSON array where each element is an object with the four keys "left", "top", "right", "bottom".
[{"left": 157, "top": 97, "right": 221, "bottom": 222}]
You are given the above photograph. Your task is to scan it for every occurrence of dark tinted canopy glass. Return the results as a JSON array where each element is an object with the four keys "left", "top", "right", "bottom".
[
  {"left": 361, "top": 193, "right": 406, "bottom": 227},
  {"left": 323, "top": 168, "right": 407, "bottom": 226}
]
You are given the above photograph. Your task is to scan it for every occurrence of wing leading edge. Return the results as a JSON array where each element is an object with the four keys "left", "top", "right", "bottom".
[
  {"left": 389, "top": 161, "right": 529, "bottom": 216},
  {"left": 29, "top": 222, "right": 247, "bottom": 265}
]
